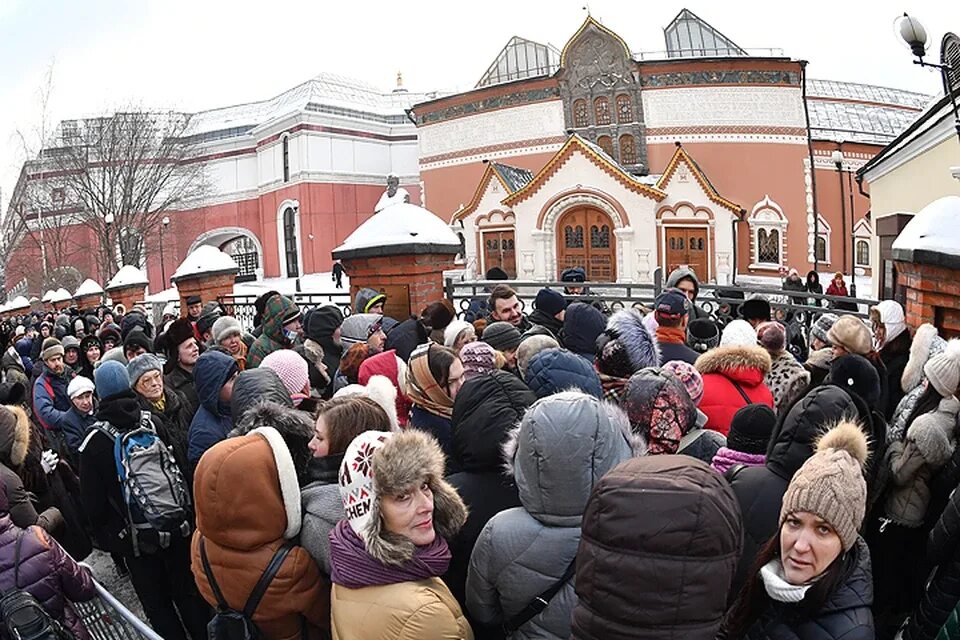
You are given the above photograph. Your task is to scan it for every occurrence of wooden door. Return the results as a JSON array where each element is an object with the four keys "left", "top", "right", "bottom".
[
  {"left": 482, "top": 230, "right": 516, "bottom": 277},
  {"left": 557, "top": 208, "right": 616, "bottom": 281},
  {"left": 665, "top": 227, "right": 708, "bottom": 280}
]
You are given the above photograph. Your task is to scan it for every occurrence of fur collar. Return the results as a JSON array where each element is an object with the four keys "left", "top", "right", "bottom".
[
  {"left": 363, "top": 430, "right": 467, "bottom": 566},
  {"left": 695, "top": 345, "right": 771, "bottom": 376},
  {"left": 605, "top": 309, "right": 661, "bottom": 371},
  {"left": 907, "top": 396, "right": 960, "bottom": 467},
  {"left": 902, "top": 324, "right": 941, "bottom": 392},
  {"left": 302, "top": 339, "right": 325, "bottom": 367},
  {"left": 2, "top": 405, "right": 31, "bottom": 467},
  {"left": 251, "top": 427, "right": 302, "bottom": 539}
]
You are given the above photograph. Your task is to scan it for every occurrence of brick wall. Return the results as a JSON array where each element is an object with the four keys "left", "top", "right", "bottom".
[
  {"left": 172, "top": 271, "right": 238, "bottom": 317},
  {"left": 106, "top": 285, "right": 148, "bottom": 315},
  {"left": 896, "top": 261, "right": 960, "bottom": 338},
  {"left": 343, "top": 252, "right": 456, "bottom": 319}
]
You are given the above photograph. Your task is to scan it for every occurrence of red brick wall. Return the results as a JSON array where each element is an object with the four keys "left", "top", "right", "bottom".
[
  {"left": 342, "top": 252, "right": 456, "bottom": 319},
  {"left": 173, "top": 272, "right": 238, "bottom": 317},
  {"left": 897, "top": 261, "right": 960, "bottom": 338}
]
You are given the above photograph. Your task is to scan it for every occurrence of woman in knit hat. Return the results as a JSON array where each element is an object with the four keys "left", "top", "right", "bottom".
[
  {"left": 442, "top": 320, "right": 476, "bottom": 353},
  {"left": 722, "top": 421, "right": 874, "bottom": 639},
  {"left": 404, "top": 344, "right": 463, "bottom": 461},
  {"left": 758, "top": 321, "right": 810, "bottom": 416},
  {"left": 260, "top": 349, "right": 311, "bottom": 408},
  {"left": 869, "top": 339, "right": 960, "bottom": 636},
  {"left": 301, "top": 396, "right": 392, "bottom": 574},
  {"left": 711, "top": 404, "right": 777, "bottom": 475},
  {"left": 128, "top": 354, "right": 192, "bottom": 474},
  {"left": 330, "top": 430, "right": 471, "bottom": 639},
  {"left": 459, "top": 341, "right": 498, "bottom": 382},
  {"left": 77, "top": 335, "right": 101, "bottom": 380},
  {"left": 212, "top": 315, "right": 247, "bottom": 372}
]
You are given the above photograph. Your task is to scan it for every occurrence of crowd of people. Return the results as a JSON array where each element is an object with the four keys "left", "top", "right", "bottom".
[{"left": 0, "top": 264, "right": 956, "bottom": 640}]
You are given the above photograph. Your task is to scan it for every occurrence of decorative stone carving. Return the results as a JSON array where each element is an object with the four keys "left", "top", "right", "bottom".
[{"left": 636, "top": 250, "right": 652, "bottom": 283}]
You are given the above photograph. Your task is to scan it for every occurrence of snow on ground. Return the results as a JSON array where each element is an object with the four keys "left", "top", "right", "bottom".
[
  {"left": 83, "top": 549, "right": 146, "bottom": 622},
  {"left": 233, "top": 272, "right": 351, "bottom": 296}
]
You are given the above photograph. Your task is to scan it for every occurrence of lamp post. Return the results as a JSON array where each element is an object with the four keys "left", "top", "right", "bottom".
[
  {"left": 831, "top": 147, "right": 848, "bottom": 290},
  {"left": 160, "top": 216, "right": 170, "bottom": 287},
  {"left": 896, "top": 14, "right": 960, "bottom": 144}
]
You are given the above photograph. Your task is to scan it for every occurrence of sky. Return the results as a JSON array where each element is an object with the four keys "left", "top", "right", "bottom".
[{"left": 2, "top": 0, "right": 959, "bottom": 213}]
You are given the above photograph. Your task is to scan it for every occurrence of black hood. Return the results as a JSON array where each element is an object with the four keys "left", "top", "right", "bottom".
[
  {"left": 96, "top": 390, "right": 144, "bottom": 431},
  {"left": 563, "top": 302, "right": 607, "bottom": 357},
  {"left": 230, "top": 368, "right": 292, "bottom": 426},
  {"left": 819, "top": 538, "right": 874, "bottom": 614},
  {"left": 766, "top": 385, "right": 858, "bottom": 480},
  {"left": 451, "top": 370, "right": 536, "bottom": 472},
  {"left": 304, "top": 305, "right": 343, "bottom": 344}
]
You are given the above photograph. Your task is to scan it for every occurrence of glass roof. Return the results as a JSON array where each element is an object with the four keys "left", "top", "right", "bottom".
[
  {"left": 476, "top": 37, "right": 560, "bottom": 88},
  {"left": 807, "top": 100, "right": 922, "bottom": 144},
  {"left": 664, "top": 9, "right": 746, "bottom": 58},
  {"left": 806, "top": 79, "right": 930, "bottom": 109}
]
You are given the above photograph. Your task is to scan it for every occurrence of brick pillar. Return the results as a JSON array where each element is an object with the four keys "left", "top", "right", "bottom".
[
  {"left": 106, "top": 284, "right": 147, "bottom": 314},
  {"left": 339, "top": 252, "right": 457, "bottom": 320},
  {"left": 75, "top": 293, "right": 104, "bottom": 311},
  {"left": 171, "top": 247, "right": 239, "bottom": 317},
  {"left": 897, "top": 260, "right": 960, "bottom": 338}
]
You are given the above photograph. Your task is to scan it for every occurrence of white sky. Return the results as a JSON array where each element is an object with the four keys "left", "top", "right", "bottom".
[{"left": 2, "top": 0, "right": 959, "bottom": 213}]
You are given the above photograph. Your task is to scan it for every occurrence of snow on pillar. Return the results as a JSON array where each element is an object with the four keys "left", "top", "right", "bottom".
[
  {"left": 333, "top": 202, "right": 461, "bottom": 319},
  {"left": 50, "top": 289, "right": 74, "bottom": 312},
  {"left": 171, "top": 246, "right": 239, "bottom": 317},
  {"left": 106, "top": 266, "right": 150, "bottom": 315},
  {"left": 74, "top": 279, "right": 105, "bottom": 312}
]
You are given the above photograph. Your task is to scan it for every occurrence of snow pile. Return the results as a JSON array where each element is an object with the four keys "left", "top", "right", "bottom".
[
  {"left": 232, "top": 271, "right": 351, "bottom": 297},
  {"left": 74, "top": 279, "right": 104, "bottom": 297},
  {"left": 145, "top": 286, "right": 180, "bottom": 303},
  {"left": 50, "top": 289, "right": 73, "bottom": 303},
  {"left": 893, "top": 196, "right": 960, "bottom": 257},
  {"left": 334, "top": 203, "right": 460, "bottom": 255},
  {"left": 7, "top": 296, "right": 30, "bottom": 310},
  {"left": 41, "top": 290, "right": 56, "bottom": 303},
  {"left": 172, "top": 245, "right": 238, "bottom": 279},
  {"left": 107, "top": 266, "right": 149, "bottom": 289}
]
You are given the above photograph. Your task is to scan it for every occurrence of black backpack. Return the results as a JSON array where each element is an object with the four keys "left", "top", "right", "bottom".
[
  {"left": 199, "top": 537, "right": 293, "bottom": 640},
  {"left": 0, "top": 532, "right": 75, "bottom": 640}
]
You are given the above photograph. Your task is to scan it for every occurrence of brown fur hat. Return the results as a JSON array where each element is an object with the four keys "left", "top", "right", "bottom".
[{"left": 364, "top": 430, "right": 467, "bottom": 566}]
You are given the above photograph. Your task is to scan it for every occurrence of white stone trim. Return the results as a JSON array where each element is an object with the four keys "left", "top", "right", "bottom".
[
  {"left": 860, "top": 103, "right": 959, "bottom": 183},
  {"left": 419, "top": 142, "right": 565, "bottom": 171},
  {"left": 539, "top": 192, "right": 626, "bottom": 283},
  {"left": 747, "top": 195, "right": 787, "bottom": 269}
]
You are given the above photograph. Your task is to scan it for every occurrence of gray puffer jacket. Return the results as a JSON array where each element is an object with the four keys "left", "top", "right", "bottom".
[
  {"left": 466, "top": 391, "right": 633, "bottom": 639},
  {"left": 885, "top": 396, "right": 960, "bottom": 527}
]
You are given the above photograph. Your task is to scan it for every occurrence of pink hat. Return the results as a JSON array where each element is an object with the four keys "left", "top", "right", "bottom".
[
  {"left": 261, "top": 350, "right": 309, "bottom": 400},
  {"left": 661, "top": 360, "right": 704, "bottom": 406}
]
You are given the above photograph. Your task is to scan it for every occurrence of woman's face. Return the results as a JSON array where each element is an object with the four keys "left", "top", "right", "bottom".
[
  {"left": 447, "top": 358, "right": 465, "bottom": 400},
  {"left": 780, "top": 511, "right": 843, "bottom": 585},
  {"left": 221, "top": 333, "right": 242, "bottom": 356},
  {"left": 86, "top": 345, "right": 101, "bottom": 363},
  {"left": 367, "top": 328, "right": 386, "bottom": 351},
  {"left": 453, "top": 328, "right": 476, "bottom": 352},
  {"left": 380, "top": 483, "right": 436, "bottom": 547},
  {"left": 65, "top": 348, "right": 79, "bottom": 365},
  {"left": 135, "top": 370, "right": 164, "bottom": 402},
  {"left": 309, "top": 416, "right": 330, "bottom": 458}
]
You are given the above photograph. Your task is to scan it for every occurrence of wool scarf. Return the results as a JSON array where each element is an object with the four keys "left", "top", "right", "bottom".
[
  {"left": 760, "top": 559, "right": 812, "bottom": 603},
  {"left": 404, "top": 346, "right": 453, "bottom": 419},
  {"left": 656, "top": 325, "right": 687, "bottom": 345},
  {"left": 710, "top": 447, "right": 766, "bottom": 475},
  {"left": 328, "top": 520, "right": 451, "bottom": 589}
]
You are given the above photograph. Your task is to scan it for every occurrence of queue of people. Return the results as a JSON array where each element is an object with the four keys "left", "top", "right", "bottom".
[{"left": 0, "top": 268, "right": 955, "bottom": 640}]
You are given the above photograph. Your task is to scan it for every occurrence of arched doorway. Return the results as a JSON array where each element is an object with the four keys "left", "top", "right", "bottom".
[
  {"left": 190, "top": 227, "right": 265, "bottom": 282},
  {"left": 556, "top": 207, "right": 616, "bottom": 281}
]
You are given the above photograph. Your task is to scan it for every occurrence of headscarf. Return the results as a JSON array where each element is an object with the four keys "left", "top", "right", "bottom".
[{"left": 404, "top": 344, "right": 454, "bottom": 419}]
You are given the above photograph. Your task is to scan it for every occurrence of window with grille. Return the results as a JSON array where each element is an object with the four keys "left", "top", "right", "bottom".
[
  {"left": 815, "top": 235, "right": 827, "bottom": 262},
  {"left": 282, "top": 135, "right": 290, "bottom": 183},
  {"left": 564, "top": 225, "right": 584, "bottom": 248},
  {"left": 573, "top": 99, "right": 589, "bottom": 127},
  {"left": 597, "top": 135, "right": 614, "bottom": 157},
  {"left": 757, "top": 228, "right": 780, "bottom": 264},
  {"left": 590, "top": 225, "right": 610, "bottom": 248},
  {"left": 283, "top": 207, "right": 299, "bottom": 277},
  {"left": 594, "top": 97, "right": 611, "bottom": 125},
  {"left": 616, "top": 95, "right": 633, "bottom": 123},
  {"left": 856, "top": 239, "right": 870, "bottom": 266},
  {"left": 619, "top": 135, "right": 637, "bottom": 165}
]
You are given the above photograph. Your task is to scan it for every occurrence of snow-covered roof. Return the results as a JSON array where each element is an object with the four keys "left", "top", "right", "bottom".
[
  {"left": 41, "top": 290, "right": 55, "bottom": 303},
  {"left": 50, "top": 288, "right": 72, "bottom": 303},
  {"left": 106, "top": 265, "right": 149, "bottom": 290},
  {"left": 7, "top": 296, "right": 30, "bottom": 310},
  {"left": 893, "top": 196, "right": 960, "bottom": 259},
  {"left": 74, "top": 279, "right": 104, "bottom": 297},
  {"left": 185, "top": 72, "right": 440, "bottom": 139},
  {"left": 333, "top": 203, "right": 461, "bottom": 258},
  {"left": 172, "top": 245, "right": 239, "bottom": 280}
]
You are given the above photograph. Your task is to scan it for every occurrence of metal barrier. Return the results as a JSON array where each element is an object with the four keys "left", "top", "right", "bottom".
[
  {"left": 218, "top": 292, "right": 353, "bottom": 330},
  {"left": 74, "top": 570, "right": 162, "bottom": 640}
]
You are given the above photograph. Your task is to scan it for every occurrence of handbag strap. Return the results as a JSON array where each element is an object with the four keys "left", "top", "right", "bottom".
[
  {"left": 242, "top": 542, "right": 293, "bottom": 620},
  {"left": 198, "top": 537, "right": 230, "bottom": 611},
  {"left": 12, "top": 532, "right": 24, "bottom": 590},
  {"left": 503, "top": 557, "right": 576, "bottom": 634},
  {"left": 730, "top": 380, "right": 752, "bottom": 405}
]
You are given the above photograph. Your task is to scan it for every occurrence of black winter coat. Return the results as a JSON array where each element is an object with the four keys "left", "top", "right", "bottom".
[
  {"left": 880, "top": 330, "right": 912, "bottom": 421},
  {"left": 743, "top": 538, "right": 874, "bottom": 640},
  {"left": 384, "top": 316, "right": 429, "bottom": 364},
  {"left": 164, "top": 365, "right": 199, "bottom": 420},
  {"left": 903, "top": 486, "right": 960, "bottom": 640},
  {"left": 527, "top": 309, "right": 563, "bottom": 342},
  {"left": 727, "top": 386, "right": 858, "bottom": 598},
  {"left": 444, "top": 370, "right": 536, "bottom": 637}
]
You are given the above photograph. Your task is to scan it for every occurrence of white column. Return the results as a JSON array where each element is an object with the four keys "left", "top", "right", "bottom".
[
  {"left": 614, "top": 226, "right": 634, "bottom": 283},
  {"left": 531, "top": 230, "right": 550, "bottom": 281}
]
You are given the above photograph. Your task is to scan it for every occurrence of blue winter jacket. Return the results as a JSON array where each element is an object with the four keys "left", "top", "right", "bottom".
[
  {"left": 32, "top": 364, "right": 75, "bottom": 433},
  {"left": 187, "top": 351, "right": 238, "bottom": 465},
  {"left": 525, "top": 348, "right": 602, "bottom": 400},
  {"left": 61, "top": 407, "right": 97, "bottom": 457}
]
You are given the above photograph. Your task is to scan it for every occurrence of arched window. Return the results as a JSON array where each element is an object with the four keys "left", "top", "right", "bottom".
[
  {"left": 594, "top": 97, "right": 611, "bottom": 125},
  {"left": 856, "top": 239, "right": 870, "bottom": 267},
  {"left": 282, "top": 135, "right": 290, "bottom": 183},
  {"left": 757, "top": 229, "right": 780, "bottom": 264},
  {"left": 815, "top": 235, "right": 827, "bottom": 263},
  {"left": 283, "top": 206, "right": 299, "bottom": 277},
  {"left": 597, "top": 135, "right": 614, "bottom": 158},
  {"left": 747, "top": 196, "right": 788, "bottom": 269},
  {"left": 616, "top": 94, "right": 633, "bottom": 123},
  {"left": 564, "top": 225, "right": 584, "bottom": 248},
  {"left": 220, "top": 235, "right": 260, "bottom": 281},
  {"left": 619, "top": 135, "right": 637, "bottom": 165},
  {"left": 573, "top": 99, "right": 589, "bottom": 127}
]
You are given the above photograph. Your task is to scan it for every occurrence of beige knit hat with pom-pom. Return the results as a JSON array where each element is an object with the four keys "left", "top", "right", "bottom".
[{"left": 779, "top": 421, "right": 869, "bottom": 551}]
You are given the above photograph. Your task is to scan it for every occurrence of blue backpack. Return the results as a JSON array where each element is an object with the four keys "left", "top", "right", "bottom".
[{"left": 92, "top": 412, "right": 192, "bottom": 556}]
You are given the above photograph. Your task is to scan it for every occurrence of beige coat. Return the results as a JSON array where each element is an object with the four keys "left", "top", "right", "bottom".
[{"left": 331, "top": 577, "right": 473, "bottom": 640}]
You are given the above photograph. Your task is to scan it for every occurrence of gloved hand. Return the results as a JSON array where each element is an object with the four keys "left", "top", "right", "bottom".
[{"left": 40, "top": 450, "right": 59, "bottom": 475}]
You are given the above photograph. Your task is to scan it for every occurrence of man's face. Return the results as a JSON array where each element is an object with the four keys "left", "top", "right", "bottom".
[
  {"left": 219, "top": 372, "right": 238, "bottom": 404},
  {"left": 283, "top": 318, "right": 302, "bottom": 341},
  {"left": 125, "top": 346, "right": 147, "bottom": 361},
  {"left": 178, "top": 338, "right": 199, "bottom": 367},
  {"left": 187, "top": 303, "right": 203, "bottom": 319},
  {"left": 565, "top": 286, "right": 585, "bottom": 295},
  {"left": 367, "top": 328, "right": 386, "bottom": 351},
  {"left": 676, "top": 278, "right": 697, "bottom": 302},
  {"left": 72, "top": 391, "right": 94, "bottom": 414},
  {"left": 503, "top": 348, "right": 518, "bottom": 368},
  {"left": 492, "top": 295, "right": 522, "bottom": 327},
  {"left": 45, "top": 354, "right": 65, "bottom": 375},
  {"left": 387, "top": 176, "right": 399, "bottom": 197},
  {"left": 64, "top": 349, "right": 79, "bottom": 366},
  {"left": 368, "top": 302, "right": 384, "bottom": 315}
]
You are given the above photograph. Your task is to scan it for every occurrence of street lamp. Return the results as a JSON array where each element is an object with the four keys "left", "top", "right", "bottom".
[
  {"left": 160, "top": 216, "right": 170, "bottom": 288},
  {"left": 831, "top": 147, "right": 851, "bottom": 297},
  {"left": 896, "top": 14, "right": 960, "bottom": 144}
]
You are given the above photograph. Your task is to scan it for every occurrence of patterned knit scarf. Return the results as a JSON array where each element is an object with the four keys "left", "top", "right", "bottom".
[{"left": 404, "top": 345, "right": 454, "bottom": 419}]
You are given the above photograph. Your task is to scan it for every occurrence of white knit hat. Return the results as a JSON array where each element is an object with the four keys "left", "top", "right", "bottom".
[
  {"left": 67, "top": 376, "right": 95, "bottom": 400},
  {"left": 720, "top": 319, "right": 757, "bottom": 347},
  {"left": 339, "top": 431, "right": 394, "bottom": 536},
  {"left": 924, "top": 339, "right": 960, "bottom": 397},
  {"left": 443, "top": 320, "right": 473, "bottom": 348}
]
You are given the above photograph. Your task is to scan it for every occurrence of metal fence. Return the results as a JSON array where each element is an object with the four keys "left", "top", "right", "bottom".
[
  {"left": 219, "top": 292, "right": 353, "bottom": 330},
  {"left": 74, "top": 571, "right": 162, "bottom": 640}
]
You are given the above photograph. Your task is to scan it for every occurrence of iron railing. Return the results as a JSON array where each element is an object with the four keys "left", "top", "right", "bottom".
[
  {"left": 75, "top": 568, "right": 162, "bottom": 640},
  {"left": 218, "top": 292, "right": 353, "bottom": 330}
]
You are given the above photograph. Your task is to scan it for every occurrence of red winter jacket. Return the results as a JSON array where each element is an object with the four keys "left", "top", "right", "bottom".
[{"left": 695, "top": 345, "right": 774, "bottom": 436}]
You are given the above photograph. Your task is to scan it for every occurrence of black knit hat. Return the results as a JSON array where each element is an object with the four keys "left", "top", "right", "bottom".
[
  {"left": 740, "top": 298, "right": 771, "bottom": 323},
  {"left": 727, "top": 404, "right": 777, "bottom": 455},
  {"left": 686, "top": 318, "right": 720, "bottom": 353},
  {"left": 828, "top": 354, "right": 881, "bottom": 407},
  {"left": 485, "top": 267, "right": 509, "bottom": 280}
]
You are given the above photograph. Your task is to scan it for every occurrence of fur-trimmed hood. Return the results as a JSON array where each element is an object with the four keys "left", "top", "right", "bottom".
[
  {"left": 334, "top": 374, "right": 400, "bottom": 432},
  {"left": 907, "top": 396, "right": 960, "bottom": 468},
  {"left": 0, "top": 404, "right": 30, "bottom": 468},
  {"left": 230, "top": 400, "right": 315, "bottom": 486},
  {"left": 363, "top": 429, "right": 467, "bottom": 567},
  {"left": 597, "top": 308, "right": 661, "bottom": 376},
  {"left": 902, "top": 323, "right": 946, "bottom": 393},
  {"left": 501, "top": 391, "right": 635, "bottom": 527},
  {"left": 696, "top": 345, "right": 771, "bottom": 383}
]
